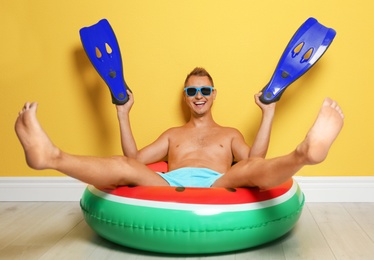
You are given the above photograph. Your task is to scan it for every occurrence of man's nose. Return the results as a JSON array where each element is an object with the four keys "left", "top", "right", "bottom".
[{"left": 195, "top": 90, "right": 203, "bottom": 98}]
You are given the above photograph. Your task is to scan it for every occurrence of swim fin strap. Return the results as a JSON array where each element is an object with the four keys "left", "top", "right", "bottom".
[
  {"left": 80, "top": 19, "right": 129, "bottom": 105},
  {"left": 260, "top": 17, "right": 336, "bottom": 104}
]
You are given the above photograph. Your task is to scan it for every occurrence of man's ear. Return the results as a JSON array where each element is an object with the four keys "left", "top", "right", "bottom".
[{"left": 213, "top": 88, "right": 217, "bottom": 100}]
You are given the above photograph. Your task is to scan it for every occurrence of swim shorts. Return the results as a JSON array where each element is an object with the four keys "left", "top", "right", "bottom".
[{"left": 157, "top": 167, "right": 223, "bottom": 187}]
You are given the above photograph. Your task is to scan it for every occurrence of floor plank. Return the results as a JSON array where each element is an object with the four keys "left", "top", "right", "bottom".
[
  {"left": 234, "top": 240, "right": 285, "bottom": 260},
  {"left": 39, "top": 221, "right": 104, "bottom": 260},
  {"left": 281, "top": 205, "right": 336, "bottom": 260},
  {"left": 343, "top": 203, "right": 374, "bottom": 242},
  {"left": 1, "top": 202, "right": 57, "bottom": 253},
  {"left": 308, "top": 203, "right": 374, "bottom": 259},
  {"left": 1, "top": 202, "right": 83, "bottom": 259}
]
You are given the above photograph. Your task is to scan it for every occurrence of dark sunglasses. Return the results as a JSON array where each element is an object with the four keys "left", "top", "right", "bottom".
[{"left": 184, "top": 86, "right": 214, "bottom": 97}]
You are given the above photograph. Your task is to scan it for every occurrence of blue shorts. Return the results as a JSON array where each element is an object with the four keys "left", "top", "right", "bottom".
[{"left": 157, "top": 167, "right": 223, "bottom": 187}]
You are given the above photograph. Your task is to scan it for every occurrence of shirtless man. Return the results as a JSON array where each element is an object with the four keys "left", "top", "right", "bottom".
[{"left": 15, "top": 67, "right": 344, "bottom": 190}]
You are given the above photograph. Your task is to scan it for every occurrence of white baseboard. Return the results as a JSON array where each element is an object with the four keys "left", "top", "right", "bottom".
[
  {"left": 1, "top": 176, "right": 374, "bottom": 202},
  {"left": 295, "top": 176, "right": 374, "bottom": 202},
  {"left": 0, "top": 177, "right": 87, "bottom": 202}
]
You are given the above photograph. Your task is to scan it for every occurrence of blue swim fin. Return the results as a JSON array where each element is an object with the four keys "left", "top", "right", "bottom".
[
  {"left": 260, "top": 17, "right": 336, "bottom": 104},
  {"left": 80, "top": 19, "right": 130, "bottom": 105}
]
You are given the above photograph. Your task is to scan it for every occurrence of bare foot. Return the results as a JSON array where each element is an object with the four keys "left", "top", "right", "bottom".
[
  {"left": 15, "top": 102, "right": 60, "bottom": 170},
  {"left": 297, "top": 98, "right": 344, "bottom": 164}
]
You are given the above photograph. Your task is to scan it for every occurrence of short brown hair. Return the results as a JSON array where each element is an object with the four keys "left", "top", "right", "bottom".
[{"left": 184, "top": 67, "right": 214, "bottom": 87}]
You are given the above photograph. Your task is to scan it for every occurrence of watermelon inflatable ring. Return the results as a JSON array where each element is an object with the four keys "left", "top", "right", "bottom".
[{"left": 80, "top": 162, "right": 305, "bottom": 254}]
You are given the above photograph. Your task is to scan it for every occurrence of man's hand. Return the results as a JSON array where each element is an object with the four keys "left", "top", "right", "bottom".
[
  {"left": 254, "top": 92, "right": 276, "bottom": 114},
  {"left": 116, "top": 89, "right": 134, "bottom": 117}
]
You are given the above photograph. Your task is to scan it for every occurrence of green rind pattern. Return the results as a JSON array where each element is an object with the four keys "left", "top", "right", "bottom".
[{"left": 80, "top": 184, "right": 304, "bottom": 254}]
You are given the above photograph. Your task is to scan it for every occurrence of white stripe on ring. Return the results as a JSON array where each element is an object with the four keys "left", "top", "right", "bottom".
[{"left": 87, "top": 180, "right": 302, "bottom": 214}]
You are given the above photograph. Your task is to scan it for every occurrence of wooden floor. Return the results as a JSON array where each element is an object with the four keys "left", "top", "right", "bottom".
[{"left": 1, "top": 202, "right": 374, "bottom": 259}]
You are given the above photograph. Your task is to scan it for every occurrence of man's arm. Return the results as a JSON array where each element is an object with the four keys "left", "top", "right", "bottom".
[
  {"left": 249, "top": 93, "right": 276, "bottom": 158},
  {"left": 136, "top": 130, "right": 170, "bottom": 164},
  {"left": 117, "top": 90, "right": 169, "bottom": 163},
  {"left": 116, "top": 90, "right": 138, "bottom": 158}
]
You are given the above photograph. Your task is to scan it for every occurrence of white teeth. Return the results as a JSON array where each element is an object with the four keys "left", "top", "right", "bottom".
[{"left": 195, "top": 102, "right": 205, "bottom": 105}]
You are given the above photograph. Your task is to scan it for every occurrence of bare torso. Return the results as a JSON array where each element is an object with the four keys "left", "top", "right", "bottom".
[{"left": 165, "top": 124, "right": 248, "bottom": 173}]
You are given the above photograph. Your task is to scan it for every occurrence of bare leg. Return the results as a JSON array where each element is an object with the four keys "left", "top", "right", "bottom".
[
  {"left": 213, "top": 98, "right": 344, "bottom": 189},
  {"left": 15, "top": 102, "right": 168, "bottom": 189}
]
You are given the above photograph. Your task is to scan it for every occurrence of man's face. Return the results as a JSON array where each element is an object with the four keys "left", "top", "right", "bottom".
[{"left": 184, "top": 75, "right": 216, "bottom": 116}]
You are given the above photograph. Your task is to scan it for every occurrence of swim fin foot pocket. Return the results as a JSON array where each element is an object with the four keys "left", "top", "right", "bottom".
[
  {"left": 80, "top": 19, "right": 130, "bottom": 105},
  {"left": 260, "top": 17, "right": 336, "bottom": 104}
]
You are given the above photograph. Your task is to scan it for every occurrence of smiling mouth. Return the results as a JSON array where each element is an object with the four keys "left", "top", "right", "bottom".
[{"left": 194, "top": 101, "right": 206, "bottom": 107}]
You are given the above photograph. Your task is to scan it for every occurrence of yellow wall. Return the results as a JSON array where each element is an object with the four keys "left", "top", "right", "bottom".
[{"left": 1, "top": 0, "right": 373, "bottom": 177}]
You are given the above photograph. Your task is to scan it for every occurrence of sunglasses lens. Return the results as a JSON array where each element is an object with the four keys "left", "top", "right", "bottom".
[
  {"left": 186, "top": 88, "right": 197, "bottom": 96},
  {"left": 201, "top": 87, "right": 212, "bottom": 96}
]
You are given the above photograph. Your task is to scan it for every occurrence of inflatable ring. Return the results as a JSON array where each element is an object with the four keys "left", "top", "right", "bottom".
[{"left": 80, "top": 162, "right": 305, "bottom": 254}]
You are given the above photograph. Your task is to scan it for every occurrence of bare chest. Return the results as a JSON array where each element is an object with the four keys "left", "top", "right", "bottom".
[
  {"left": 170, "top": 131, "right": 230, "bottom": 154},
  {"left": 166, "top": 127, "right": 236, "bottom": 171}
]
